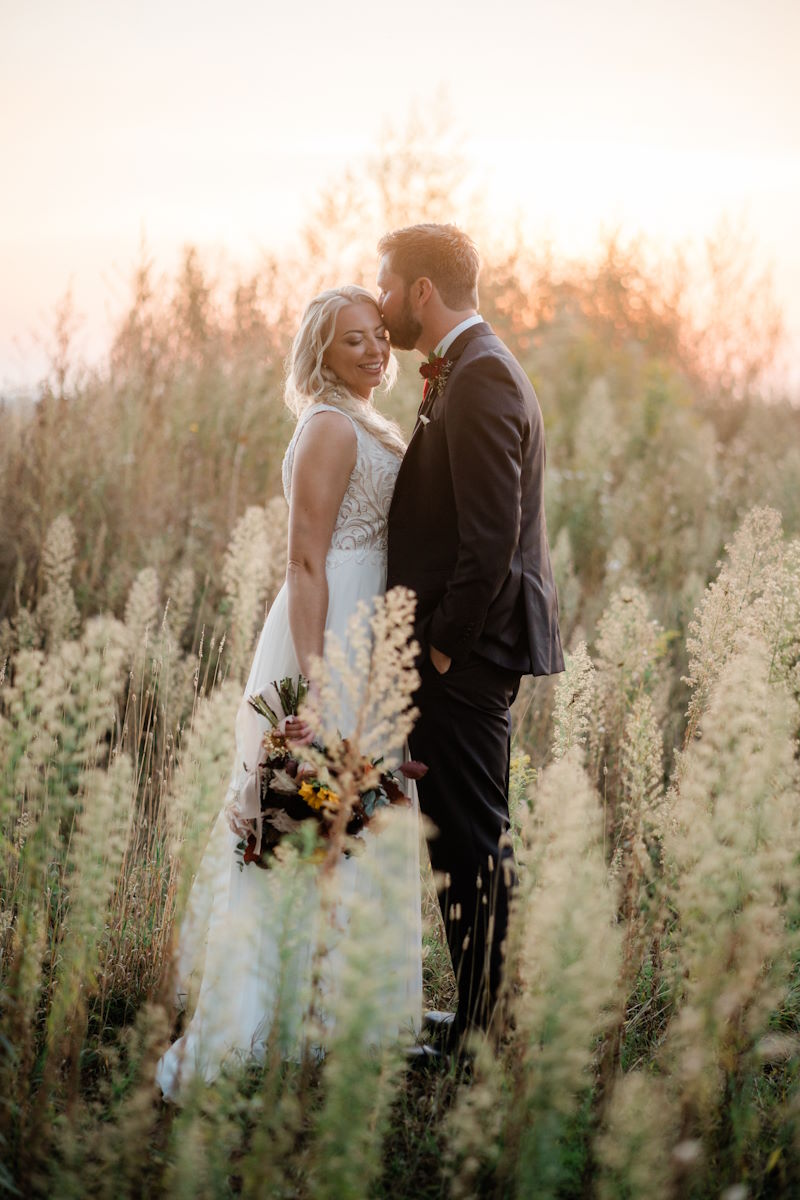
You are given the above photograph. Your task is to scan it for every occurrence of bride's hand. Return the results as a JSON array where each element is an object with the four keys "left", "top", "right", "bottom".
[{"left": 279, "top": 713, "right": 315, "bottom": 746}]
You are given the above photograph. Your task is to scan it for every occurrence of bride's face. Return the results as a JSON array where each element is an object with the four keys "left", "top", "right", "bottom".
[{"left": 323, "top": 302, "right": 390, "bottom": 399}]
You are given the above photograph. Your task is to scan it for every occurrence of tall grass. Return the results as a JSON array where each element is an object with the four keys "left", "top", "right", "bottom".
[
  {"left": 1, "top": 501, "right": 799, "bottom": 1197},
  {"left": 2, "top": 124, "right": 800, "bottom": 1193}
]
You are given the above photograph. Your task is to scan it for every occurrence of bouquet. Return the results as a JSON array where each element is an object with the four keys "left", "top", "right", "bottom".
[{"left": 225, "top": 676, "right": 426, "bottom": 869}]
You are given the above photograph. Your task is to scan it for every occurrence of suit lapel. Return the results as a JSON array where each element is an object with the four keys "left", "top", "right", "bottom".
[{"left": 400, "top": 322, "right": 495, "bottom": 464}]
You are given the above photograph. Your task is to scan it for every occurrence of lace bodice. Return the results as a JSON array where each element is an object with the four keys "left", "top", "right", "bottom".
[{"left": 281, "top": 403, "right": 402, "bottom": 563}]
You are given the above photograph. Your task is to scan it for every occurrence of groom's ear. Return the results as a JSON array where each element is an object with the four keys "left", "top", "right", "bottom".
[{"left": 412, "top": 276, "right": 435, "bottom": 307}]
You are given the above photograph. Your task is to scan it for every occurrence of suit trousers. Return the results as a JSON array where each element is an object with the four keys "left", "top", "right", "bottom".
[{"left": 409, "top": 650, "right": 521, "bottom": 1036}]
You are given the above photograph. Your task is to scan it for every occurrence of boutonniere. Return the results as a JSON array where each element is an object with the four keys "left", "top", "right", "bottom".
[{"left": 419, "top": 352, "right": 453, "bottom": 402}]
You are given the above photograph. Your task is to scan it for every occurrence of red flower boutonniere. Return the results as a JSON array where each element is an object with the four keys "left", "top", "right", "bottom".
[{"left": 419, "top": 352, "right": 453, "bottom": 403}]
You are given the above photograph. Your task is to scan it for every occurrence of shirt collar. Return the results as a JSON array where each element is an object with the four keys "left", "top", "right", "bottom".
[{"left": 435, "top": 314, "right": 484, "bottom": 359}]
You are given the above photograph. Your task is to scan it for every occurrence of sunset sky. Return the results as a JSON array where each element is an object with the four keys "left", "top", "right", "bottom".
[{"left": 2, "top": 0, "right": 799, "bottom": 393}]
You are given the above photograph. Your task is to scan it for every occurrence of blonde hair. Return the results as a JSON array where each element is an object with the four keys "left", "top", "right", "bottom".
[{"left": 284, "top": 285, "right": 405, "bottom": 458}]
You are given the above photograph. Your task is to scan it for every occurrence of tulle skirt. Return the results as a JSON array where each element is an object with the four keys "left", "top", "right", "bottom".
[{"left": 156, "top": 550, "right": 423, "bottom": 1101}]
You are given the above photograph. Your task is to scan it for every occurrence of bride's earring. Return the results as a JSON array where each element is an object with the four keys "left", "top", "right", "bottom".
[{"left": 321, "top": 363, "right": 337, "bottom": 383}]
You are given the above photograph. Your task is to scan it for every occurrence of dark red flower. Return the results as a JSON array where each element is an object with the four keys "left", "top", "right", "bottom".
[
  {"left": 381, "top": 776, "right": 405, "bottom": 804},
  {"left": 242, "top": 835, "right": 263, "bottom": 866},
  {"left": 419, "top": 355, "right": 451, "bottom": 381},
  {"left": 399, "top": 760, "right": 428, "bottom": 780}
]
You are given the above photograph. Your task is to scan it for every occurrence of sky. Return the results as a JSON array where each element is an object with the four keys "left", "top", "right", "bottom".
[{"left": 2, "top": 0, "right": 799, "bottom": 393}]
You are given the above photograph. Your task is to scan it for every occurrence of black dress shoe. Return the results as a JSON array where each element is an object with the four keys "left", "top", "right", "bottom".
[
  {"left": 404, "top": 1044, "right": 444, "bottom": 1070},
  {"left": 422, "top": 1010, "right": 456, "bottom": 1044},
  {"left": 404, "top": 1042, "right": 474, "bottom": 1077}
]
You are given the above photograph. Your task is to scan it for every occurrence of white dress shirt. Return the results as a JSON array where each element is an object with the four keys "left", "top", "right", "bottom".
[{"left": 435, "top": 314, "right": 484, "bottom": 358}]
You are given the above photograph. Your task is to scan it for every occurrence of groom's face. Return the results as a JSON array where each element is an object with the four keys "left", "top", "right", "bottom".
[{"left": 377, "top": 255, "right": 422, "bottom": 352}]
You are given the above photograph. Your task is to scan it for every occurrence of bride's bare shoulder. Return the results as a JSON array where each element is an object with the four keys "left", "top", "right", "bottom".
[{"left": 292, "top": 407, "right": 357, "bottom": 478}]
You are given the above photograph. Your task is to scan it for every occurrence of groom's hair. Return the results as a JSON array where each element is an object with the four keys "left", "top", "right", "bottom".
[{"left": 378, "top": 224, "right": 479, "bottom": 310}]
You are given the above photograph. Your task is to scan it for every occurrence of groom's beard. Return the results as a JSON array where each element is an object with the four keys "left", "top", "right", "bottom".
[{"left": 384, "top": 294, "right": 422, "bottom": 352}]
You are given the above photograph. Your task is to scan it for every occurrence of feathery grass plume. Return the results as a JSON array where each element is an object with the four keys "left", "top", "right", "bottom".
[
  {"left": 497, "top": 751, "right": 621, "bottom": 1198},
  {"left": 0, "top": 597, "right": 39, "bottom": 661},
  {"left": 549, "top": 524, "right": 581, "bottom": 643},
  {"left": 594, "top": 585, "right": 665, "bottom": 733},
  {"left": 602, "top": 534, "right": 636, "bottom": 592},
  {"left": 231, "top": 867, "right": 318, "bottom": 1197},
  {"left": 1, "top": 615, "right": 127, "bottom": 816},
  {"left": 616, "top": 691, "right": 667, "bottom": 919},
  {"left": 48, "top": 1004, "right": 169, "bottom": 1200},
  {"left": 302, "top": 585, "right": 420, "bottom": 763},
  {"left": 163, "top": 1089, "right": 247, "bottom": 1200},
  {"left": 772, "top": 537, "right": 800, "bottom": 702},
  {"left": 44, "top": 756, "right": 135, "bottom": 1070},
  {"left": 123, "top": 566, "right": 160, "bottom": 680},
  {"left": 94, "top": 610, "right": 189, "bottom": 1007},
  {"left": 13, "top": 605, "right": 40, "bottom": 651},
  {"left": 616, "top": 693, "right": 668, "bottom": 969},
  {"left": 620, "top": 694, "right": 665, "bottom": 839},
  {"left": 565, "top": 377, "right": 621, "bottom": 583},
  {"left": 595, "top": 1071, "right": 676, "bottom": 1200},
  {"left": 683, "top": 505, "right": 784, "bottom": 744},
  {"left": 291, "top": 586, "right": 420, "bottom": 894},
  {"left": 222, "top": 504, "right": 273, "bottom": 681},
  {"left": 445, "top": 1034, "right": 510, "bottom": 1199},
  {"left": 152, "top": 680, "right": 239, "bottom": 1024},
  {"left": 152, "top": 592, "right": 197, "bottom": 745},
  {"left": 590, "top": 585, "right": 666, "bottom": 847},
  {"left": 263, "top": 493, "right": 289, "bottom": 602},
  {"left": 47, "top": 616, "right": 129, "bottom": 778},
  {"left": 165, "top": 565, "right": 196, "bottom": 645},
  {"left": 37, "top": 513, "right": 80, "bottom": 651},
  {"left": 507, "top": 751, "right": 536, "bottom": 854},
  {"left": 0, "top": 646, "right": 59, "bottom": 811},
  {"left": 163, "top": 680, "right": 239, "bottom": 850},
  {"left": 599, "top": 694, "right": 668, "bottom": 1092},
  {"left": 160, "top": 837, "right": 317, "bottom": 1118},
  {"left": 0, "top": 899, "right": 47, "bottom": 1176},
  {"left": 661, "top": 638, "right": 799, "bottom": 1178},
  {"left": 551, "top": 639, "right": 596, "bottom": 761},
  {"left": 355, "top": 584, "right": 420, "bottom": 760},
  {"left": 307, "top": 809, "right": 418, "bottom": 1200}
]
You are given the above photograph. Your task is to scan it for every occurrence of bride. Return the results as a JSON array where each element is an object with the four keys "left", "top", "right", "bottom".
[{"left": 156, "top": 286, "right": 423, "bottom": 1100}]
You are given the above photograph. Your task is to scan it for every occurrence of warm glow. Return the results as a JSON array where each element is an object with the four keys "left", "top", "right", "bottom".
[{"left": 2, "top": 0, "right": 799, "bottom": 391}]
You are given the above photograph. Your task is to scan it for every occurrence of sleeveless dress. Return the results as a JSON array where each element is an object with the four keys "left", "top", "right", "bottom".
[{"left": 156, "top": 403, "right": 423, "bottom": 1101}]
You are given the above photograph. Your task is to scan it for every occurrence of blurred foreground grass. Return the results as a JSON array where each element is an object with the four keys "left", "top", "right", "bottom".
[{"left": 2, "top": 126, "right": 800, "bottom": 1198}]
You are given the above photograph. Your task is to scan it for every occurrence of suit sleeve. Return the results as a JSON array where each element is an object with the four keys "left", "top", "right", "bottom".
[{"left": 427, "top": 356, "right": 526, "bottom": 660}]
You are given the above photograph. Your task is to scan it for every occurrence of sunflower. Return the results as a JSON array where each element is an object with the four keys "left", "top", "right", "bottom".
[{"left": 299, "top": 781, "right": 340, "bottom": 811}]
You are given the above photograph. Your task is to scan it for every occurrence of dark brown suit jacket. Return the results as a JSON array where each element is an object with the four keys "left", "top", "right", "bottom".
[{"left": 387, "top": 321, "right": 564, "bottom": 676}]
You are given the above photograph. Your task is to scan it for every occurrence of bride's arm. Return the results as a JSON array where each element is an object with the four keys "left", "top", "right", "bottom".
[{"left": 286, "top": 410, "right": 357, "bottom": 677}]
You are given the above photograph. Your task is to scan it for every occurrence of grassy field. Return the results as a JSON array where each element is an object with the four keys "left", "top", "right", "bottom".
[{"left": 2, "top": 184, "right": 800, "bottom": 1197}]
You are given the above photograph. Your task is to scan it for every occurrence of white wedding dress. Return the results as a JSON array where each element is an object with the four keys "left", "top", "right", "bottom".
[{"left": 156, "top": 403, "right": 423, "bottom": 1100}]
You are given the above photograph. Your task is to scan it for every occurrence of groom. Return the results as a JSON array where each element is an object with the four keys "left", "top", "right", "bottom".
[{"left": 378, "top": 223, "right": 564, "bottom": 1045}]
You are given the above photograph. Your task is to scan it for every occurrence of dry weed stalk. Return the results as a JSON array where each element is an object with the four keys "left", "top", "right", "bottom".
[
  {"left": 550, "top": 640, "right": 595, "bottom": 761},
  {"left": 662, "top": 637, "right": 800, "bottom": 1182},
  {"left": 589, "top": 584, "right": 667, "bottom": 859},
  {"left": 307, "top": 812, "right": 418, "bottom": 1200},
  {"left": 45, "top": 757, "right": 135, "bottom": 1082},
  {"left": 595, "top": 1070, "right": 676, "bottom": 1200},
  {"left": 683, "top": 506, "right": 785, "bottom": 744},
  {"left": 449, "top": 751, "right": 621, "bottom": 1198},
  {"left": 37, "top": 513, "right": 80, "bottom": 650},
  {"left": 615, "top": 694, "right": 668, "bottom": 989},
  {"left": 222, "top": 505, "right": 275, "bottom": 682}
]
